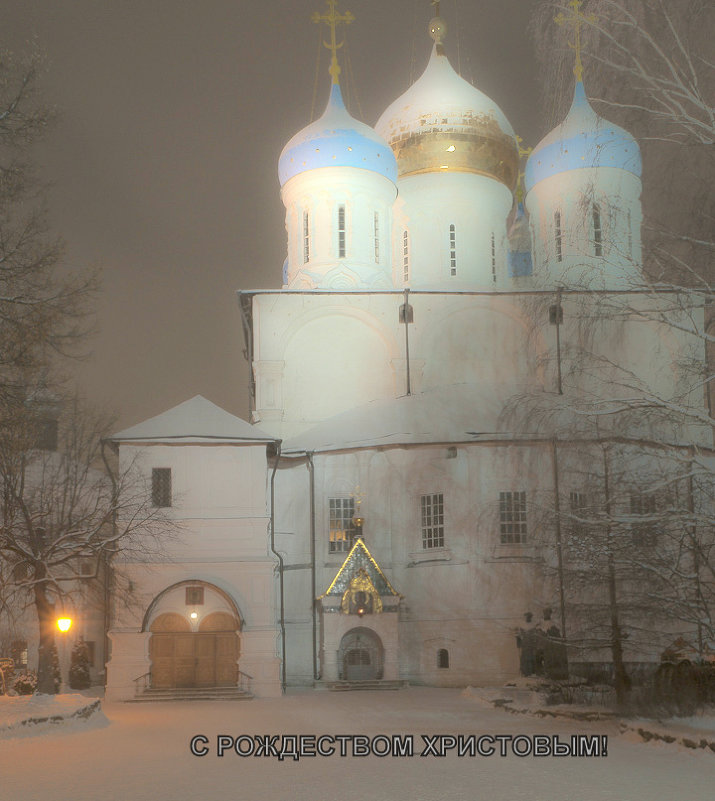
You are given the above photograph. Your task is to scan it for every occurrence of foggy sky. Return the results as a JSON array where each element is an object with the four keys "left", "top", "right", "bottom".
[{"left": 0, "top": 0, "right": 541, "bottom": 429}]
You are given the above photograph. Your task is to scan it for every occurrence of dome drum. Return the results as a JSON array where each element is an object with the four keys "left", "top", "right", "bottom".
[{"left": 392, "top": 129, "right": 518, "bottom": 187}]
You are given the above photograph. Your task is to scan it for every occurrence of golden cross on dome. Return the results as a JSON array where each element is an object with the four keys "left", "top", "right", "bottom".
[
  {"left": 555, "top": 0, "right": 597, "bottom": 82},
  {"left": 312, "top": 0, "right": 355, "bottom": 85}
]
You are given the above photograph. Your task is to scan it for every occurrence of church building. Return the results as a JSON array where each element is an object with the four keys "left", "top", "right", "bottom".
[{"left": 104, "top": 2, "right": 708, "bottom": 700}]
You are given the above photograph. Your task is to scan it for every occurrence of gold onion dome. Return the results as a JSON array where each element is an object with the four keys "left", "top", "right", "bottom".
[{"left": 375, "top": 31, "right": 518, "bottom": 189}]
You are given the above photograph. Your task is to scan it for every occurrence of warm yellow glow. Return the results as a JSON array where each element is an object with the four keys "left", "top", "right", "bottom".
[
  {"left": 446, "top": 145, "right": 456, "bottom": 152},
  {"left": 190, "top": 611, "right": 199, "bottom": 620},
  {"left": 56, "top": 618, "right": 72, "bottom": 632}
]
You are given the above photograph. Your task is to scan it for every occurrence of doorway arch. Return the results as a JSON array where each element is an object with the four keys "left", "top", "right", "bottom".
[
  {"left": 146, "top": 582, "right": 241, "bottom": 689},
  {"left": 338, "top": 627, "right": 383, "bottom": 681}
]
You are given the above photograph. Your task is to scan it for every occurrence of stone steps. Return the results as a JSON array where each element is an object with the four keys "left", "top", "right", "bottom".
[
  {"left": 130, "top": 686, "right": 252, "bottom": 702},
  {"left": 326, "top": 680, "right": 408, "bottom": 692}
]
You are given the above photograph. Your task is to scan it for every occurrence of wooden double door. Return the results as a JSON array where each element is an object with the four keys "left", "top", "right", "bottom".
[{"left": 150, "top": 632, "right": 238, "bottom": 688}]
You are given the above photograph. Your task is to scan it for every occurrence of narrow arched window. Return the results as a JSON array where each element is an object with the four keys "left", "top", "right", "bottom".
[
  {"left": 373, "top": 212, "right": 380, "bottom": 263},
  {"left": 554, "top": 211, "right": 563, "bottom": 262},
  {"left": 449, "top": 224, "right": 457, "bottom": 275},
  {"left": 338, "top": 205, "right": 346, "bottom": 258},
  {"left": 491, "top": 231, "right": 496, "bottom": 282},
  {"left": 437, "top": 649, "right": 450, "bottom": 669},
  {"left": 402, "top": 230, "right": 409, "bottom": 282},
  {"left": 627, "top": 209, "right": 633, "bottom": 257},
  {"left": 302, "top": 211, "right": 310, "bottom": 264},
  {"left": 592, "top": 204, "right": 602, "bottom": 257}
]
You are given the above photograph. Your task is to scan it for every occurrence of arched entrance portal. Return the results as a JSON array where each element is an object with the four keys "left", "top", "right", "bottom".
[
  {"left": 339, "top": 628, "right": 383, "bottom": 681},
  {"left": 147, "top": 583, "right": 241, "bottom": 689}
]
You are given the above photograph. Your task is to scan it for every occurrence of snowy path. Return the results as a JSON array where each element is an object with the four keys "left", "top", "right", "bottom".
[{"left": 0, "top": 688, "right": 711, "bottom": 801}]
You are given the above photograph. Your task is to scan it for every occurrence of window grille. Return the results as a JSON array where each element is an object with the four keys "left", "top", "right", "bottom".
[
  {"left": 630, "top": 493, "right": 658, "bottom": 546},
  {"left": 329, "top": 497, "right": 356, "bottom": 553},
  {"left": 151, "top": 468, "right": 172, "bottom": 508},
  {"left": 373, "top": 212, "right": 380, "bottom": 263},
  {"left": 449, "top": 224, "right": 457, "bottom": 275},
  {"left": 303, "top": 210, "right": 310, "bottom": 263},
  {"left": 569, "top": 491, "right": 588, "bottom": 536},
  {"left": 338, "top": 205, "right": 346, "bottom": 258},
  {"left": 421, "top": 493, "right": 445, "bottom": 549},
  {"left": 402, "top": 230, "right": 409, "bottom": 282},
  {"left": 593, "top": 204, "right": 602, "bottom": 256},
  {"left": 437, "top": 648, "right": 450, "bottom": 669},
  {"left": 554, "top": 211, "right": 563, "bottom": 262},
  {"left": 499, "top": 491, "right": 527, "bottom": 544}
]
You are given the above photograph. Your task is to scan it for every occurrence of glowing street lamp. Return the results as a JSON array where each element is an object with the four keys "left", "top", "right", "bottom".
[{"left": 56, "top": 617, "right": 72, "bottom": 633}]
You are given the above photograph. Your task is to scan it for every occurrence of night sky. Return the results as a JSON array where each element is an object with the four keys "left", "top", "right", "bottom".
[{"left": 1, "top": 0, "right": 542, "bottom": 428}]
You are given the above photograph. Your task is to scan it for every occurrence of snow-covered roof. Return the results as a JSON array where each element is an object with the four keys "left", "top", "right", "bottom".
[
  {"left": 281, "top": 384, "right": 514, "bottom": 454},
  {"left": 111, "top": 395, "right": 276, "bottom": 444}
]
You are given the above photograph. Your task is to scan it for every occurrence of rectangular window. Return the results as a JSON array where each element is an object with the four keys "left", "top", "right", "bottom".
[
  {"left": 421, "top": 493, "right": 444, "bottom": 549},
  {"left": 569, "top": 491, "right": 588, "bottom": 536},
  {"left": 449, "top": 224, "right": 457, "bottom": 275},
  {"left": 185, "top": 586, "right": 205, "bottom": 605},
  {"left": 303, "top": 210, "right": 310, "bottom": 263},
  {"left": 593, "top": 204, "right": 602, "bottom": 257},
  {"left": 338, "top": 205, "right": 346, "bottom": 258},
  {"left": 627, "top": 209, "right": 632, "bottom": 257},
  {"left": 373, "top": 212, "right": 380, "bottom": 263},
  {"left": 491, "top": 231, "right": 496, "bottom": 282},
  {"left": 630, "top": 492, "right": 657, "bottom": 546},
  {"left": 554, "top": 211, "right": 563, "bottom": 262},
  {"left": 329, "top": 497, "right": 355, "bottom": 553},
  {"left": 151, "top": 468, "right": 172, "bottom": 508},
  {"left": 499, "top": 491, "right": 527, "bottom": 544},
  {"left": 402, "top": 230, "right": 409, "bottom": 282}
]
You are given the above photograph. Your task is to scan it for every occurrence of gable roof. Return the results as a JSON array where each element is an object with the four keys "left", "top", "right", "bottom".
[
  {"left": 111, "top": 395, "right": 276, "bottom": 444},
  {"left": 319, "top": 539, "right": 400, "bottom": 599}
]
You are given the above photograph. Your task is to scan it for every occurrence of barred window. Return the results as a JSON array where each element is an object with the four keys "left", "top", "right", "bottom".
[
  {"left": 303, "top": 210, "right": 310, "bottom": 263},
  {"left": 569, "top": 491, "right": 588, "bottom": 536},
  {"left": 437, "top": 648, "right": 450, "bottom": 669},
  {"left": 329, "top": 497, "right": 356, "bottom": 553},
  {"left": 337, "top": 205, "right": 346, "bottom": 258},
  {"left": 630, "top": 492, "right": 658, "bottom": 546},
  {"left": 373, "top": 212, "right": 380, "bottom": 263},
  {"left": 491, "top": 231, "right": 496, "bottom": 282},
  {"left": 499, "top": 491, "right": 527, "bottom": 544},
  {"left": 449, "top": 224, "right": 457, "bottom": 275},
  {"left": 554, "top": 211, "right": 563, "bottom": 262},
  {"left": 151, "top": 468, "right": 172, "bottom": 508},
  {"left": 592, "top": 204, "right": 602, "bottom": 257},
  {"left": 402, "top": 230, "right": 409, "bottom": 282},
  {"left": 421, "top": 493, "right": 444, "bottom": 549}
]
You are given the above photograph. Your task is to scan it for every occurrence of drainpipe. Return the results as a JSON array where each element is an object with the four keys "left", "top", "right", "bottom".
[
  {"left": 268, "top": 440, "right": 286, "bottom": 693},
  {"left": 307, "top": 452, "right": 318, "bottom": 680}
]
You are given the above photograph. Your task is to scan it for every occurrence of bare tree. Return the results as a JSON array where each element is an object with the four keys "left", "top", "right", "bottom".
[
  {"left": 0, "top": 50, "right": 97, "bottom": 397},
  {"left": 0, "top": 395, "right": 173, "bottom": 693}
]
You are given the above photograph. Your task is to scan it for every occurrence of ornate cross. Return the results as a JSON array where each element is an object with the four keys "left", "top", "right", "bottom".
[
  {"left": 555, "top": 0, "right": 597, "bottom": 82},
  {"left": 312, "top": 0, "right": 355, "bottom": 85}
]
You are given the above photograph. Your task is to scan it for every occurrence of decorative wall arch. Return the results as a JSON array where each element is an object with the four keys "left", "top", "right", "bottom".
[{"left": 141, "top": 580, "right": 243, "bottom": 633}]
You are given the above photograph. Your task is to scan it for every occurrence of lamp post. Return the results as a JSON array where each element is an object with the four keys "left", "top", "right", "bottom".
[{"left": 56, "top": 616, "right": 72, "bottom": 692}]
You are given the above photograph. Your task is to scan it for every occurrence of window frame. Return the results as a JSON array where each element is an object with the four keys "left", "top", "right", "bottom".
[
  {"left": 421, "top": 492, "right": 445, "bottom": 549},
  {"left": 329, "top": 497, "right": 356, "bottom": 554},
  {"left": 151, "top": 467, "right": 172, "bottom": 508},
  {"left": 499, "top": 491, "right": 527, "bottom": 544}
]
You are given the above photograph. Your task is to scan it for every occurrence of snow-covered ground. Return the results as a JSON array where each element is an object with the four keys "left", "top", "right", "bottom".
[{"left": 0, "top": 687, "right": 712, "bottom": 801}]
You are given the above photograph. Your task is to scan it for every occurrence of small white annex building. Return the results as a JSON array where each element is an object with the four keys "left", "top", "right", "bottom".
[{"left": 103, "top": 3, "right": 709, "bottom": 699}]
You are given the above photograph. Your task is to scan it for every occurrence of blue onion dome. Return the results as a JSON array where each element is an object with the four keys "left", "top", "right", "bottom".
[
  {"left": 279, "top": 83, "right": 397, "bottom": 187},
  {"left": 525, "top": 82, "right": 641, "bottom": 192},
  {"left": 375, "top": 45, "right": 519, "bottom": 189}
]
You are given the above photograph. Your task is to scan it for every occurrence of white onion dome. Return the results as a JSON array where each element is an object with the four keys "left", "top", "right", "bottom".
[
  {"left": 375, "top": 45, "right": 519, "bottom": 189},
  {"left": 525, "top": 82, "right": 641, "bottom": 193},
  {"left": 278, "top": 83, "right": 397, "bottom": 187}
]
